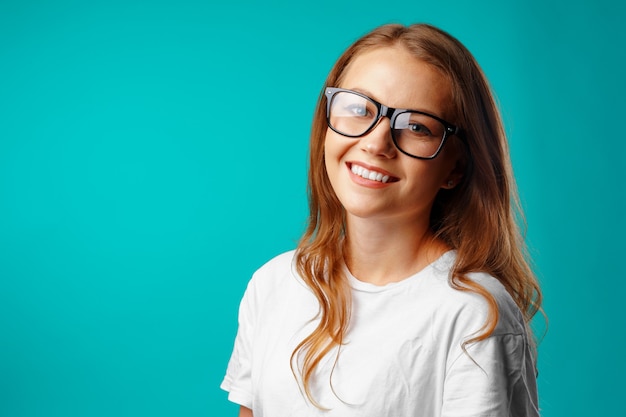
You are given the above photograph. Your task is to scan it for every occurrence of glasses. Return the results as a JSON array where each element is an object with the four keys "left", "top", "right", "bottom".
[{"left": 325, "top": 87, "right": 460, "bottom": 159}]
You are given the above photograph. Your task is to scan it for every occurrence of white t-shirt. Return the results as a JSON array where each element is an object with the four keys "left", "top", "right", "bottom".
[{"left": 221, "top": 250, "right": 539, "bottom": 417}]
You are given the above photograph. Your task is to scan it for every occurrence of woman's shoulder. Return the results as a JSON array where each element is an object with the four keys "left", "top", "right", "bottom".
[
  {"left": 245, "top": 249, "right": 302, "bottom": 296},
  {"left": 426, "top": 252, "right": 526, "bottom": 337},
  {"left": 240, "top": 249, "right": 318, "bottom": 323},
  {"left": 254, "top": 249, "right": 297, "bottom": 274}
]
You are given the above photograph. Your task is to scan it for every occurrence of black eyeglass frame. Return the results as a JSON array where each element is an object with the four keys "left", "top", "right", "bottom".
[{"left": 324, "top": 87, "right": 461, "bottom": 160}]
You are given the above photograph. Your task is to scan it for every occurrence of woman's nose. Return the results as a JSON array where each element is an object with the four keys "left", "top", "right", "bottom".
[{"left": 359, "top": 118, "right": 397, "bottom": 158}]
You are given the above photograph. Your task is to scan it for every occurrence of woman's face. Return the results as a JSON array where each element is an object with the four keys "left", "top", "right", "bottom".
[{"left": 324, "top": 45, "right": 462, "bottom": 224}]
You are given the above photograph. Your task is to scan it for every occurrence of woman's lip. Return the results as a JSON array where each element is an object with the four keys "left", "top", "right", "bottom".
[{"left": 347, "top": 162, "right": 399, "bottom": 182}]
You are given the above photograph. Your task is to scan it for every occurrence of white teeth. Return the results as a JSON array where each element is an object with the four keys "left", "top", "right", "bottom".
[{"left": 351, "top": 164, "right": 391, "bottom": 183}]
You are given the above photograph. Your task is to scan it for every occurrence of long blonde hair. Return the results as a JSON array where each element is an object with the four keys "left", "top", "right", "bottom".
[{"left": 292, "top": 23, "right": 542, "bottom": 406}]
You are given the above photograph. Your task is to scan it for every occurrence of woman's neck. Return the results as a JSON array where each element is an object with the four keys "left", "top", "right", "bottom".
[{"left": 343, "top": 214, "right": 448, "bottom": 286}]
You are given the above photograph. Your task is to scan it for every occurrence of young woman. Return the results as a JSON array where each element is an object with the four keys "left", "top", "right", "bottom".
[{"left": 222, "top": 23, "right": 542, "bottom": 417}]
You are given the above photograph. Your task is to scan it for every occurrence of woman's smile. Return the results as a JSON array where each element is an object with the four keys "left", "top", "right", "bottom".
[{"left": 347, "top": 162, "right": 398, "bottom": 186}]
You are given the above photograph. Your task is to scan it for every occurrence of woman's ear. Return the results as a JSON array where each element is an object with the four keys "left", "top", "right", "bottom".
[
  {"left": 442, "top": 164, "right": 464, "bottom": 189},
  {"left": 441, "top": 140, "right": 467, "bottom": 189}
]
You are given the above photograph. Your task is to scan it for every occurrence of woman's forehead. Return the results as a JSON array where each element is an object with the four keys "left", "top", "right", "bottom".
[{"left": 339, "top": 46, "right": 453, "bottom": 118}]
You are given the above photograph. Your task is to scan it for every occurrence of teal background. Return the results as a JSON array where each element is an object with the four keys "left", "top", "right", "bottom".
[{"left": 1, "top": 0, "right": 624, "bottom": 416}]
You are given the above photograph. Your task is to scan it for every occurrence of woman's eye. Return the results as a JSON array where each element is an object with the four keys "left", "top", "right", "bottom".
[
  {"left": 346, "top": 104, "right": 369, "bottom": 117},
  {"left": 408, "top": 123, "right": 432, "bottom": 136}
]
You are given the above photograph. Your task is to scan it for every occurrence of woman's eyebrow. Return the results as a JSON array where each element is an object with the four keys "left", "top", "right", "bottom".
[
  {"left": 349, "top": 87, "right": 442, "bottom": 116},
  {"left": 349, "top": 87, "right": 377, "bottom": 99}
]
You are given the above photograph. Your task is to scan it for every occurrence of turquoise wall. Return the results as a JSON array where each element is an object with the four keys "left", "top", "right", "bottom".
[{"left": 1, "top": 1, "right": 624, "bottom": 416}]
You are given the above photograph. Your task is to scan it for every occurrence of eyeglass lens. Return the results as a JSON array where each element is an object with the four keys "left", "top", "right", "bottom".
[{"left": 328, "top": 90, "right": 446, "bottom": 158}]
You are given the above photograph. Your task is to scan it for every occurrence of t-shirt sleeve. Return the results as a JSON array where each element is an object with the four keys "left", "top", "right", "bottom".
[
  {"left": 220, "top": 278, "right": 257, "bottom": 409},
  {"left": 441, "top": 332, "right": 540, "bottom": 417}
]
